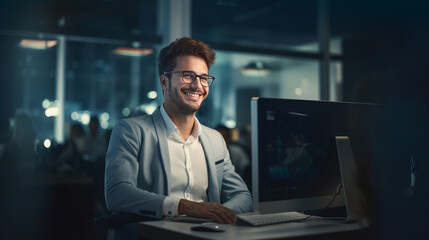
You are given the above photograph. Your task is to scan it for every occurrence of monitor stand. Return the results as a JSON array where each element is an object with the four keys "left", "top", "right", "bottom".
[{"left": 335, "top": 136, "right": 365, "bottom": 223}]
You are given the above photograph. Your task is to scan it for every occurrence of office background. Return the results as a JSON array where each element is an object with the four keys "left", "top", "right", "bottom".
[{"left": 0, "top": 0, "right": 428, "bottom": 239}]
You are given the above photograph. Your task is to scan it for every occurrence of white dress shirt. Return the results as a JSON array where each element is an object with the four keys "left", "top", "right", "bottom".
[{"left": 160, "top": 105, "right": 209, "bottom": 217}]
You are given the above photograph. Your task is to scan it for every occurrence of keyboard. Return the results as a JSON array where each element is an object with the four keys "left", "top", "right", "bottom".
[{"left": 237, "top": 211, "right": 310, "bottom": 226}]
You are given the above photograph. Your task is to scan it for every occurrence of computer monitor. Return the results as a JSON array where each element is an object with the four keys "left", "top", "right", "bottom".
[{"left": 251, "top": 97, "right": 382, "bottom": 217}]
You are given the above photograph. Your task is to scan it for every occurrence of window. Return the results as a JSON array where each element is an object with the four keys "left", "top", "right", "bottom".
[{"left": 203, "top": 50, "right": 320, "bottom": 129}]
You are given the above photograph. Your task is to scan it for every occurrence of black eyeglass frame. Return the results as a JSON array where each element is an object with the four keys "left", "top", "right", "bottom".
[{"left": 163, "top": 70, "right": 215, "bottom": 87}]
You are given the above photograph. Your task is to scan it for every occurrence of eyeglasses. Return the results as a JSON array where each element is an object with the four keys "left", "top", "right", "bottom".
[{"left": 163, "top": 70, "right": 215, "bottom": 87}]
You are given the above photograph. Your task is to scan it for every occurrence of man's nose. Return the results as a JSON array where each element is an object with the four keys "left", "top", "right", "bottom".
[{"left": 191, "top": 76, "right": 203, "bottom": 89}]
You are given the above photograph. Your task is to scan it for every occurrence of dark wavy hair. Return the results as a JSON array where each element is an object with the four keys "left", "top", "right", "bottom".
[{"left": 158, "top": 37, "right": 215, "bottom": 77}]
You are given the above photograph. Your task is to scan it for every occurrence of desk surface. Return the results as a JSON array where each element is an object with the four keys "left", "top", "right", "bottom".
[{"left": 138, "top": 218, "right": 368, "bottom": 240}]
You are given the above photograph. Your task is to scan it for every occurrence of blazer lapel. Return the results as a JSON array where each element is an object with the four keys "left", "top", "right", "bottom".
[
  {"left": 200, "top": 130, "right": 220, "bottom": 203},
  {"left": 152, "top": 107, "right": 171, "bottom": 195}
]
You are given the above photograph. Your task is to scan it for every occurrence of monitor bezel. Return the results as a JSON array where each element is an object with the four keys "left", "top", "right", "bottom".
[{"left": 251, "top": 97, "right": 348, "bottom": 214}]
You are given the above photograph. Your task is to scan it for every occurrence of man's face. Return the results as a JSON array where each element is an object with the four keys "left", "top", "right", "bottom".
[{"left": 161, "top": 55, "right": 209, "bottom": 115}]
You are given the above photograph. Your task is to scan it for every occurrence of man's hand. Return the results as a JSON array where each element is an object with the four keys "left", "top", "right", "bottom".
[{"left": 178, "top": 199, "right": 236, "bottom": 224}]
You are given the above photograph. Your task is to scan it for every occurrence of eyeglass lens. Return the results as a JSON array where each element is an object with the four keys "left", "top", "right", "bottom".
[{"left": 182, "top": 71, "right": 213, "bottom": 86}]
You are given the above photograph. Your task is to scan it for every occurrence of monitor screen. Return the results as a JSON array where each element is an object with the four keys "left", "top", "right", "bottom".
[{"left": 251, "top": 97, "right": 382, "bottom": 214}]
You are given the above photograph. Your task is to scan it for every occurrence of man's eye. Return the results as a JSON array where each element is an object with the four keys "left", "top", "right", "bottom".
[
  {"left": 183, "top": 73, "right": 193, "bottom": 78},
  {"left": 200, "top": 75, "right": 209, "bottom": 80}
]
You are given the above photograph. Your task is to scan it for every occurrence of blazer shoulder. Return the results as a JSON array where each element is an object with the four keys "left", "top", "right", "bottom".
[
  {"left": 201, "top": 125, "right": 227, "bottom": 155},
  {"left": 201, "top": 125, "right": 222, "bottom": 140},
  {"left": 117, "top": 115, "right": 155, "bottom": 130},
  {"left": 111, "top": 115, "right": 157, "bottom": 141}
]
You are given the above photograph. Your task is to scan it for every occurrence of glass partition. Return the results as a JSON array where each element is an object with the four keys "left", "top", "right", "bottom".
[{"left": 202, "top": 50, "right": 320, "bottom": 130}]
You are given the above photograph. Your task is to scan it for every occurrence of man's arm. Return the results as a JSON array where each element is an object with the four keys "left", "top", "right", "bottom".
[
  {"left": 176, "top": 130, "right": 252, "bottom": 223},
  {"left": 218, "top": 147, "right": 253, "bottom": 213},
  {"left": 178, "top": 199, "right": 236, "bottom": 224},
  {"left": 177, "top": 155, "right": 252, "bottom": 224},
  {"left": 104, "top": 119, "right": 165, "bottom": 219}
]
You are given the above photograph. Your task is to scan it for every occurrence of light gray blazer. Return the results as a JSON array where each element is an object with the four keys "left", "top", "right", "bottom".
[{"left": 104, "top": 107, "right": 252, "bottom": 219}]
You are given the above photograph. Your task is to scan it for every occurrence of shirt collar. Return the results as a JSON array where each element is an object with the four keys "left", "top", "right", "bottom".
[{"left": 160, "top": 104, "right": 202, "bottom": 139}]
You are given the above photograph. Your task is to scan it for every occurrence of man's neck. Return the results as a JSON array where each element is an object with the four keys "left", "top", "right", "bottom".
[{"left": 163, "top": 104, "right": 196, "bottom": 141}]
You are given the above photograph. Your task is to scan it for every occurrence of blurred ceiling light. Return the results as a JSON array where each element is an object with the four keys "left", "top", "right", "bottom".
[
  {"left": 44, "top": 139, "right": 52, "bottom": 148},
  {"left": 42, "top": 99, "right": 50, "bottom": 109},
  {"left": 71, "top": 112, "right": 79, "bottom": 120},
  {"left": 224, "top": 120, "right": 237, "bottom": 128},
  {"left": 122, "top": 107, "right": 131, "bottom": 117},
  {"left": 147, "top": 91, "right": 157, "bottom": 99},
  {"left": 81, "top": 113, "right": 90, "bottom": 125},
  {"left": 144, "top": 105, "right": 157, "bottom": 115},
  {"left": 19, "top": 39, "right": 57, "bottom": 50},
  {"left": 101, "top": 121, "right": 109, "bottom": 130},
  {"left": 112, "top": 47, "right": 153, "bottom": 57},
  {"left": 138, "top": 101, "right": 158, "bottom": 115},
  {"left": 45, "top": 107, "right": 59, "bottom": 117},
  {"left": 101, "top": 112, "right": 110, "bottom": 121},
  {"left": 42, "top": 99, "right": 58, "bottom": 109},
  {"left": 241, "top": 61, "right": 270, "bottom": 77}
]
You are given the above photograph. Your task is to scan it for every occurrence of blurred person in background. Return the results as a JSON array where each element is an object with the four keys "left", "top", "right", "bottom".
[
  {"left": 83, "top": 116, "right": 107, "bottom": 162},
  {"left": 55, "top": 123, "right": 86, "bottom": 174},
  {"left": 216, "top": 125, "right": 250, "bottom": 183}
]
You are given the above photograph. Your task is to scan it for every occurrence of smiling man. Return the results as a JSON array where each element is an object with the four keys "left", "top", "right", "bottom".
[{"left": 104, "top": 37, "right": 252, "bottom": 239}]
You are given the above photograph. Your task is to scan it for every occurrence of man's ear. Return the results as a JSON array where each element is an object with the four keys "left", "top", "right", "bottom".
[{"left": 160, "top": 75, "right": 167, "bottom": 90}]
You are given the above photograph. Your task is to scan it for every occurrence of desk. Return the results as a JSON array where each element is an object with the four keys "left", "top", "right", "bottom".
[{"left": 138, "top": 219, "right": 368, "bottom": 240}]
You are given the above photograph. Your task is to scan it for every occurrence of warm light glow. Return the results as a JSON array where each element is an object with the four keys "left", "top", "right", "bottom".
[
  {"left": 45, "top": 107, "right": 59, "bottom": 117},
  {"left": 112, "top": 47, "right": 153, "bottom": 57},
  {"left": 101, "top": 112, "right": 110, "bottom": 121},
  {"left": 147, "top": 91, "right": 157, "bottom": 99},
  {"left": 81, "top": 113, "right": 90, "bottom": 125},
  {"left": 224, "top": 120, "right": 236, "bottom": 128},
  {"left": 71, "top": 112, "right": 79, "bottom": 120},
  {"left": 101, "top": 121, "right": 109, "bottom": 129},
  {"left": 139, "top": 101, "right": 159, "bottom": 115},
  {"left": 44, "top": 139, "right": 51, "bottom": 148},
  {"left": 145, "top": 105, "right": 157, "bottom": 115},
  {"left": 42, "top": 99, "right": 50, "bottom": 109},
  {"left": 241, "top": 61, "right": 270, "bottom": 77},
  {"left": 122, "top": 107, "right": 131, "bottom": 117},
  {"left": 19, "top": 39, "right": 57, "bottom": 50}
]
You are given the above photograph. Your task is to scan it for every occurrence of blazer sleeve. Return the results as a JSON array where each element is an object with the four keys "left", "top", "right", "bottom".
[
  {"left": 216, "top": 133, "right": 253, "bottom": 213},
  {"left": 104, "top": 119, "right": 165, "bottom": 219}
]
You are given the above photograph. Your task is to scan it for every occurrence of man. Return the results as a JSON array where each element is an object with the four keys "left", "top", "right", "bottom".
[{"left": 104, "top": 37, "right": 252, "bottom": 237}]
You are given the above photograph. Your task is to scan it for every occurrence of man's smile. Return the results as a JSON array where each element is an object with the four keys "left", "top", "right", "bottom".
[{"left": 183, "top": 90, "right": 204, "bottom": 101}]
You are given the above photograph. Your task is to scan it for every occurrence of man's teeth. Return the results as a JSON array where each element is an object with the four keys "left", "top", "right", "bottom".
[{"left": 185, "top": 92, "right": 199, "bottom": 97}]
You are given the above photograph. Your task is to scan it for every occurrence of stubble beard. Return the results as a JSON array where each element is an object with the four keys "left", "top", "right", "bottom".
[{"left": 167, "top": 81, "right": 203, "bottom": 115}]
